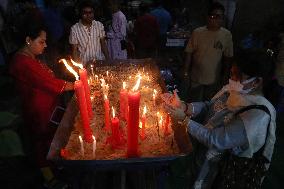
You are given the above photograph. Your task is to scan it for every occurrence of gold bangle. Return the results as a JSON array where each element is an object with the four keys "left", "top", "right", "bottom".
[{"left": 178, "top": 115, "right": 190, "bottom": 125}]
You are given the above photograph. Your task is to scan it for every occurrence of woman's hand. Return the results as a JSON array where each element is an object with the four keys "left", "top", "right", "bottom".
[
  {"left": 163, "top": 104, "right": 186, "bottom": 121},
  {"left": 161, "top": 90, "right": 182, "bottom": 108}
]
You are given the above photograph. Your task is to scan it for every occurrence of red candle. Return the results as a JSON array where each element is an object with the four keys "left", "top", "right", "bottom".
[
  {"left": 111, "top": 107, "right": 120, "bottom": 144},
  {"left": 164, "top": 114, "right": 170, "bottom": 136},
  {"left": 104, "top": 95, "right": 111, "bottom": 131},
  {"left": 79, "top": 68, "right": 93, "bottom": 119},
  {"left": 74, "top": 80, "right": 93, "bottom": 143},
  {"left": 127, "top": 91, "right": 140, "bottom": 157},
  {"left": 140, "top": 106, "right": 147, "bottom": 140},
  {"left": 120, "top": 82, "right": 128, "bottom": 120}
]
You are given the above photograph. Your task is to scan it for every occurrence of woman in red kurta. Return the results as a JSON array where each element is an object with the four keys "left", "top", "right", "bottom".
[{"left": 9, "top": 23, "right": 74, "bottom": 185}]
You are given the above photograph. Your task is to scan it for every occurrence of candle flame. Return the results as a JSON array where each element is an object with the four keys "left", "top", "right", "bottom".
[
  {"left": 153, "top": 89, "right": 157, "bottom": 99},
  {"left": 104, "top": 94, "right": 108, "bottom": 100},
  {"left": 59, "top": 59, "right": 79, "bottom": 80},
  {"left": 106, "top": 71, "right": 109, "bottom": 77},
  {"left": 132, "top": 74, "right": 142, "bottom": 92},
  {"left": 139, "top": 121, "right": 142, "bottom": 129},
  {"left": 123, "top": 82, "right": 126, "bottom": 89},
  {"left": 143, "top": 105, "right": 147, "bottom": 116},
  {"left": 112, "top": 106, "right": 115, "bottom": 118},
  {"left": 100, "top": 78, "right": 106, "bottom": 86},
  {"left": 79, "top": 135, "right": 83, "bottom": 141},
  {"left": 71, "top": 59, "right": 84, "bottom": 69},
  {"left": 92, "top": 135, "right": 96, "bottom": 141},
  {"left": 159, "top": 115, "right": 163, "bottom": 125}
]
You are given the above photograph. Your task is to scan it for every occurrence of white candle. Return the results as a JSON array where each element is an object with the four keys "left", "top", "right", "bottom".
[
  {"left": 79, "top": 135, "right": 84, "bottom": 156},
  {"left": 90, "top": 64, "right": 95, "bottom": 79},
  {"left": 92, "top": 135, "right": 96, "bottom": 158}
]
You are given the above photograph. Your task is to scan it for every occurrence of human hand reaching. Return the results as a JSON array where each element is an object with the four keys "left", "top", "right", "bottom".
[{"left": 161, "top": 89, "right": 182, "bottom": 108}]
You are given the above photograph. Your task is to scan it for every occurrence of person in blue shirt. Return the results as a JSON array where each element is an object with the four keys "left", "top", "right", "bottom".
[
  {"left": 150, "top": 0, "right": 172, "bottom": 48},
  {"left": 163, "top": 48, "right": 276, "bottom": 188}
]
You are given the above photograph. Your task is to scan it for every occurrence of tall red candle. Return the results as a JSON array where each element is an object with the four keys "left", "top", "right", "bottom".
[
  {"left": 74, "top": 80, "right": 93, "bottom": 143},
  {"left": 120, "top": 82, "right": 128, "bottom": 120},
  {"left": 127, "top": 91, "right": 140, "bottom": 157},
  {"left": 79, "top": 68, "right": 93, "bottom": 119},
  {"left": 104, "top": 95, "right": 111, "bottom": 131},
  {"left": 111, "top": 107, "right": 120, "bottom": 145}
]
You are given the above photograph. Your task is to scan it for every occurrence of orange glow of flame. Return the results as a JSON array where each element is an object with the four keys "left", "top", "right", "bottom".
[
  {"left": 70, "top": 59, "right": 83, "bottom": 69},
  {"left": 112, "top": 106, "right": 115, "bottom": 118},
  {"left": 132, "top": 74, "right": 142, "bottom": 92},
  {"left": 143, "top": 105, "right": 147, "bottom": 116},
  {"left": 159, "top": 116, "right": 163, "bottom": 125},
  {"left": 79, "top": 135, "right": 83, "bottom": 142},
  {"left": 59, "top": 59, "right": 79, "bottom": 80},
  {"left": 123, "top": 82, "right": 126, "bottom": 90}
]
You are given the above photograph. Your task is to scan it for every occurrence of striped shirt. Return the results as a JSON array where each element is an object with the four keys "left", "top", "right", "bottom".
[{"left": 69, "top": 20, "right": 106, "bottom": 64}]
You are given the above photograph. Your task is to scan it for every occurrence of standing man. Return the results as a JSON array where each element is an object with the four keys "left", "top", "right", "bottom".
[
  {"left": 69, "top": 1, "right": 110, "bottom": 65},
  {"left": 184, "top": 2, "right": 233, "bottom": 101},
  {"left": 150, "top": 0, "right": 172, "bottom": 48},
  {"left": 134, "top": 3, "right": 160, "bottom": 58},
  {"left": 106, "top": 0, "right": 127, "bottom": 60}
]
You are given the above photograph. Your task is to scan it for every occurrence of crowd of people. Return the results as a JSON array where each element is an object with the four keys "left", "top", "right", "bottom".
[{"left": 1, "top": 0, "right": 284, "bottom": 189}]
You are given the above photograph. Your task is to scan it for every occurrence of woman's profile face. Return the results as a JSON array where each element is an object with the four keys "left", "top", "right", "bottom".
[{"left": 28, "top": 30, "right": 47, "bottom": 56}]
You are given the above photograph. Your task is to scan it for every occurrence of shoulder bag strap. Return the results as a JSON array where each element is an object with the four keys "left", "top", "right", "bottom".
[{"left": 235, "top": 105, "right": 271, "bottom": 161}]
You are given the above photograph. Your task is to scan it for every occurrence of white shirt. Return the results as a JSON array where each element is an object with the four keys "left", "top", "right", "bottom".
[{"left": 69, "top": 20, "right": 106, "bottom": 64}]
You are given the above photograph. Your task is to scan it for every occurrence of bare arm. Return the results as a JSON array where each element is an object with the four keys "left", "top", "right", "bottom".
[
  {"left": 100, "top": 37, "right": 110, "bottom": 61},
  {"left": 71, "top": 44, "right": 80, "bottom": 62},
  {"left": 184, "top": 52, "right": 192, "bottom": 77}
]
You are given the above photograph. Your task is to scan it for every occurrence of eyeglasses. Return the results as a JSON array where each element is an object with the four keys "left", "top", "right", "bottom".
[
  {"left": 83, "top": 11, "right": 94, "bottom": 15},
  {"left": 208, "top": 14, "right": 223, "bottom": 19}
]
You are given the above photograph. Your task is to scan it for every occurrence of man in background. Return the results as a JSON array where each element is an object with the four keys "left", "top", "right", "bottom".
[
  {"left": 184, "top": 2, "right": 233, "bottom": 101},
  {"left": 69, "top": 1, "right": 109, "bottom": 65}
]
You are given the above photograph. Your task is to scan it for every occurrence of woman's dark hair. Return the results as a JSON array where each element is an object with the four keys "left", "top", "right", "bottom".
[
  {"left": 208, "top": 2, "right": 225, "bottom": 15},
  {"left": 17, "top": 15, "right": 47, "bottom": 47},
  {"left": 235, "top": 48, "right": 274, "bottom": 79},
  {"left": 235, "top": 48, "right": 275, "bottom": 97}
]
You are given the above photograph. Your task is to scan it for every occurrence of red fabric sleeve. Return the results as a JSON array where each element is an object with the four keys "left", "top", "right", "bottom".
[{"left": 11, "top": 54, "right": 66, "bottom": 95}]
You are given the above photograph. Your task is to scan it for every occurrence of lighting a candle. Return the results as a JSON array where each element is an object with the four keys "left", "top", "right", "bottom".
[
  {"left": 71, "top": 59, "right": 93, "bottom": 119},
  {"left": 120, "top": 82, "right": 128, "bottom": 120},
  {"left": 92, "top": 135, "right": 96, "bottom": 158},
  {"left": 127, "top": 75, "right": 142, "bottom": 157},
  {"left": 60, "top": 59, "right": 93, "bottom": 143},
  {"left": 79, "top": 135, "right": 84, "bottom": 156}
]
